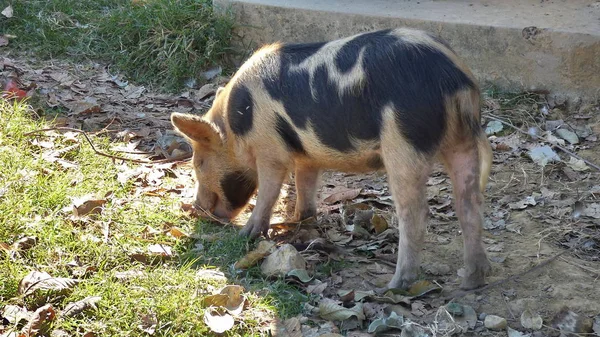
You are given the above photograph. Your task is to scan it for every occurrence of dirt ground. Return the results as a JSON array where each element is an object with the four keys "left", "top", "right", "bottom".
[{"left": 2, "top": 51, "right": 599, "bottom": 336}]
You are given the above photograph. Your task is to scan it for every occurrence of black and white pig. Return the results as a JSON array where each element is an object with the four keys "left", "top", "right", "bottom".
[{"left": 171, "top": 28, "right": 493, "bottom": 290}]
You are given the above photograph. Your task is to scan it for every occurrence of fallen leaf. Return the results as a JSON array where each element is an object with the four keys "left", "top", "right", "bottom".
[
  {"left": 21, "top": 304, "right": 55, "bottom": 337},
  {"left": 286, "top": 269, "right": 313, "bottom": 283},
  {"left": 61, "top": 296, "right": 101, "bottom": 318},
  {"left": 400, "top": 321, "right": 429, "bottom": 337},
  {"left": 165, "top": 226, "right": 189, "bottom": 239},
  {"left": 551, "top": 306, "right": 593, "bottom": 334},
  {"left": 509, "top": 195, "right": 537, "bottom": 210},
  {"left": 307, "top": 282, "right": 328, "bottom": 295},
  {"left": 72, "top": 196, "right": 107, "bottom": 217},
  {"left": 528, "top": 146, "right": 560, "bottom": 167},
  {"left": 507, "top": 327, "right": 530, "bottom": 337},
  {"left": 261, "top": 244, "right": 306, "bottom": 277},
  {"left": 147, "top": 244, "right": 173, "bottom": 257},
  {"left": 319, "top": 299, "right": 365, "bottom": 321},
  {"left": 370, "top": 213, "right": 388, "bottom": 234},
  {"left": 218, "top": 285, "right": 246, "bottom": 315},
  {"left": 520, "top": 308, "right": 543, "bottom": 330},
  {"left": 138, "top": 313, "right": 158, "bottom": 335},
  {"left": 12, "top": 236, "right": 37, "bottom": 251},
  {"left": 367, "top": 311, "right": 404, "bottom": 333},
  {"left": 234, "top": 240, "right": 275, "bottom": 269},
  {"left": 204, "top": 308, "right": 234, "bottom": 333},
  {"left": 1, "top": 5, "right": 13, "bottom": 18},
  {"left": 582, "top": 203, "right": 600, "bottom": 219},
  {"left": 18, "top": 271, "right": 80, "bottom": 297},
  {"left": 485, "top": 120, "right": 503, "bottom": 135},
  {"left": 0, "top": 35, "right": 8, "bottom": 47},
  {"left": 406, "top": 280, "right": 442, "bottom": 297},
  {"left": 2, "top": 305, "right": 31, "bottom": 325},
  {"left": 555, "top": 128, "right": 579, "bottom": 144},
  {"left": 323, "top": 188, "right": 362, "bottom": 204},
  {"left": 567, "top": 157, "right": 589, "bottom": 172}
]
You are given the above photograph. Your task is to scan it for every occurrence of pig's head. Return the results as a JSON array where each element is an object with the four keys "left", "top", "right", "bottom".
[{"left": 170, "top": 103, "right": 257, "bottom": 220}]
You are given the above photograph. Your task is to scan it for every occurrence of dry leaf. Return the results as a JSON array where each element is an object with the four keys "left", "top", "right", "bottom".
[
  {"left": 323, "top": 188, "right": 362, "bottom": 204},
  {"left": 21, "top": 304, "right": 55, "bottom": 337},
  {"left": 234, "top": 240, "right": 275, "bottom": 269},
  {"left": 203, "top": 285, "right": 246, "bottom": 316},
  {"left": 1, "top": 5, "right": 13, "bottom": 18},
  {"left": 370, "top": 214, "right": 388, "bottom": 234},
  {"left": 18, "top": 271, "right": 80, "bottom": 297},
  {"left": 12, "top": 236, "right": 37, "bottom": 251},
  {"left": 138, "top": 313, "right": 158, "bottom": 335},
  {"left": 0, "top": 35, "right": 8, "bottom": 47},
  {"left": 61, "top": 296, "right": 101, "bottom": 318},
  {"left": 2, "top": 305, "right": 31, "bottom": 325},
  {"left": 319, "top": 299, "right": 365, "bottom": 321},
  {"left": 72, "top": 196, "right": 107, "bottom": 217},
  {"left": 166, "top": 226, "right": 189, "bottom": 239},
  {"left": 204, "top": 308, "right": 234, "bottom": 334}
]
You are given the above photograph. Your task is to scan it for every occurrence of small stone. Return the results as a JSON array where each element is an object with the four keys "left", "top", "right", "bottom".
[
  {"left": 478, "top": 313, "right": 487, "bottom": 321},
  {"left": 261, "top": 244, "right": 306, "bottom": 277},
  {"left": 555, "top": 128, "right": 580, "bottom": 144},
  {"left": 484, "top": 315, "right": 507, "bottom": 331}
]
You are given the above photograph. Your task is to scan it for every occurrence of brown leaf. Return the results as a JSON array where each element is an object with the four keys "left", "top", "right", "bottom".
[
  {"left": 18, "top": 271, "right": 80, "bottom": 297},
  {"left": 72, "top": 196, "right": 107, "bottom": 217},
  {"left": 21, "top": 304, "right": 55, "bottom": 337},
  {"left": 61, "top": 296, "right": 101, "bottom": 318},
  {"left": 234, "top": 240, "right": 275, "bottom": 269},
  {"left": 1, "top": 241, "right": 11, "bottom": 253},
  {"left": 166, "top": 226, "right": 189, "bottom": 239},
  {"left": 138, "top": 313, "right": 158, "bottom": 335},
  {"left": 323, "top": 188, "right": 362, "bottom": 204},
  {"left": 12, "top": 236, "right": 38, "bottom": 251},
  {"left": 370, "top": 214, "right": 388, "bottom": 234}
]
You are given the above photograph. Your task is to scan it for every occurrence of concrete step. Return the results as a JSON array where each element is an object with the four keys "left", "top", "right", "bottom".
[{"left": 214, "top": 0, "right": 600, "bottom": 103}]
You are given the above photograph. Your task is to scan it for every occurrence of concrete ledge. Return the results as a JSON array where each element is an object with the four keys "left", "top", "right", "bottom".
[{"left": 214, "top": 0, "right": 600, "bottom": 102}]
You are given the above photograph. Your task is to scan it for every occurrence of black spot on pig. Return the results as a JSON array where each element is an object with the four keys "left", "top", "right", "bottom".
[
  {"left": 228, "top": 84, "right": 254, "bottom": 136},
  {"left": 335, "top": 29, "right": 393, "bottom": 73},
  {"left": 262, "top": 29, "right": 475, "bottom": 154},
  {"left": 220, "top": 171, "right": 257, "bottom": 210},
  {"left": 263, "top": 48, "right": 381, "bottom": 152},
  {"left": 275, "top": 114, "right": 306, "bottom": 154},
  {"left": 280, "top": 42, "right": 326, "bottom": 65}
]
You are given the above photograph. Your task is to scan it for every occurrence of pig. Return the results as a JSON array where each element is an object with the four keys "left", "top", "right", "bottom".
[{"left": 170, "top": 28, "right": 493, "bottom": 290}]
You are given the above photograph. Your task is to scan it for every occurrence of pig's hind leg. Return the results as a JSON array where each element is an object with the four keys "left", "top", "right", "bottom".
[
  {"left": 441, "top": 135, "right": 491, "bottom": 290},
  {"left": 381, "top": 142, "right": 433, "bottom": 290}
]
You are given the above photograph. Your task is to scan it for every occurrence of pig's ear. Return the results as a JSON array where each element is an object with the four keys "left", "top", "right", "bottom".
[{"left": 170, "top": 113, "right": 223, "bottom": 149}]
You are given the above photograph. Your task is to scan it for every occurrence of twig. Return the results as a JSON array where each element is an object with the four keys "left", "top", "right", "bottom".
[
  {"left": 559, "top": 256, "right": 600, "bottom": 277},
  {"left": 443, "top": 245, "right": 575, "bottom": 301},
  {"left": 24, "top": 127, "right": 191, "bottom": 164},
  {"left": 483, "top": 114, "right": 600, "bottom": 172}
]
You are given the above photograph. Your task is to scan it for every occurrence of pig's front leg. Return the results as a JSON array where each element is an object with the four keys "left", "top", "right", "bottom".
[
  {"left": 293, "top": 165, "right": 321, "bottom": 221},
  {"left": 239, "top": 162, "right": 287, "bottom": 238}
]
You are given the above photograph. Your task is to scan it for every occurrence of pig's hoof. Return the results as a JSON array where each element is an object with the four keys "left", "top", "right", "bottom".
[
  {"left": 386, "top": 277, "right": 413, "bottom": 292},
  {"left": 238, "top": 220, "right": 269, "bottom": 239},
  {"left": 460, "top": 259, "right": 492, "bottom": 290},
  {"left": 293, "top": 208, "right": 316, "bottom": 222}
]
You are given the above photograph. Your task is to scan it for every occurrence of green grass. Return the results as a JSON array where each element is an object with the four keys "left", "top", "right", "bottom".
[
  {"left": 1, "top": 0, "right": 234, "bottom": 91},
  {"left": 0, "top": 99, "right": 305, "bottom": 336}
]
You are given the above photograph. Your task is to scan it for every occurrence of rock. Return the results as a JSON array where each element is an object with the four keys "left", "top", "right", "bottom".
[
  {"left": 261, "top": 244, "right": 306, "bottom": 277},
  {"left": 593, "top": 316, "right": 600, "bottom": 335},
  {"left": 555, "top": 128, "right": 579, "bottom": 144},
  {"left": 484, "top": 315, "right": 507, "bottom": 331},
  {"left": 507, "top": 327, "right": 529, "bottom": 337},
  {"left": 520, "top": 309, "right": 543, "bottom": 330},
  {"left": 478, "top": 313, "right": 487, "bottom": 321}
]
